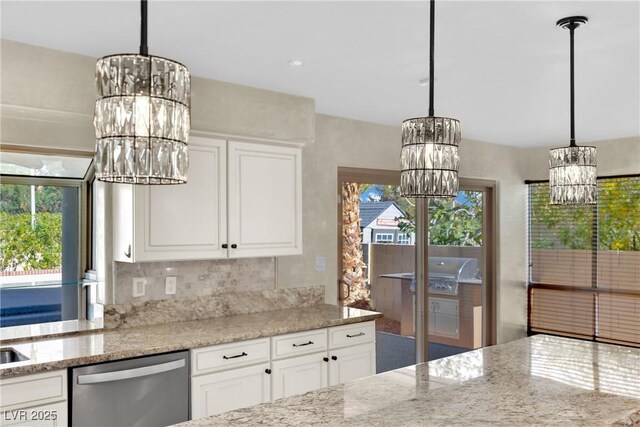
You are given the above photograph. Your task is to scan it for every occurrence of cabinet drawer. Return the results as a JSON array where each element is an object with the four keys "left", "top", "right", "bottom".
[
  {"left": 0, "top": 370, "right": 66, "bottom": 410},
  {"left": 329, "top": 321, "right": 375, "bottom": 349},
  {"left": 191, "top": 338, "right": 270, "bottom": 375},
  {"left": 0, "top": 401, "right": 67, "bottom": 427},
  {"left": 271, "top": 329, "right": 327, "bottom": 360}
]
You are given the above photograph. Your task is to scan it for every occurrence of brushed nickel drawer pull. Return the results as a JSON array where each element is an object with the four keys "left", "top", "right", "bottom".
[
  {"left": 223, "top": 352, "right": 247, "bottom": 360},
  {"left": 293, "top": 341, "right": 314, "bottom": 347},
  {"left": 347, "top": 332, "right": 365, "bottom": 338}
]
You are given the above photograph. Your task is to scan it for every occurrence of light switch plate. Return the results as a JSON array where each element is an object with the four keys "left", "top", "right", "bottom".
[
  {"left": 132, "top": 278, "right": 146, "bottom": 297},
  {"left": 165, "top": 276, "right": 177, "bottom": 295},
  {"left": 315, "top": 256, "right": 327, "bottom": 272}
]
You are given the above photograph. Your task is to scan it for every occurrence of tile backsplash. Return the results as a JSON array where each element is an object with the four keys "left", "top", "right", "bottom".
[{"left": 114, "top": 258, "right": 275, "bottom": 304}]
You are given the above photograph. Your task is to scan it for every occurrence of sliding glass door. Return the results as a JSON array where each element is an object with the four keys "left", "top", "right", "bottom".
[
  {"left": 338, "top": 168, "right": 496, "bottom": 372},
  {"left": 426, "top": 181, "right": 495, "bottom": 356}
]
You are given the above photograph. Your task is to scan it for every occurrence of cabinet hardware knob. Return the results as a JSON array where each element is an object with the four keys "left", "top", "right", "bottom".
[
  {"left": 222, "top": 244, "right": 228, "bottom": 249},
  {"left": 346, "top": 332, "right": 365, "bottom": 338},
  {"left": 293, "top": 341, "right": 314, "bottom": 347},
  {"left": 124, "top": 245, "right": 131, "bottom": 258},
  {"left": 231, "top": 244, "right": 238, "bottom": 249},
  {"left": 323, "top": 357, "right": 329, "bottom": 362},
  {"left": 265, "top": 369, "right": 272, "bottom": 374},
  {"left": 331, "top": 355, "right": 338, "bottom": 361},
  {"left": 223, "top": 352, "right": 247, "bottom": 360}
]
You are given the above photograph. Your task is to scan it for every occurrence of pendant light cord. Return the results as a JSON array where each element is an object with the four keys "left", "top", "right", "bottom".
[
  {"left": 557, "top": 16, "right": 587, "bottom": 147},
  {"left": 569, "top": 24, "right": 575, "bottom": 147},
  {"left": 428, "top": 0, "right": 435, "bottom": 117},
  {"left": 140, "top": 0, "right": 148, "bottom": 56}
]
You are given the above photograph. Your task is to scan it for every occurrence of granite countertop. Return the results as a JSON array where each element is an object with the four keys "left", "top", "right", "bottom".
[
  {"left": 0, "top": 305, "right": 381, "bottom": 378},
  {"left": 176, "top": 334, "right": 640, "bottom": 427}
]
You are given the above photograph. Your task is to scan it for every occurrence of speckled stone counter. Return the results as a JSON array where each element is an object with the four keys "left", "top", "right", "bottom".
[
  {"left": 175, "top": 335, "right": 640, "bottom": 427},
  {"left": 0, "top": 305, "right": 381, "bottom": 378}
]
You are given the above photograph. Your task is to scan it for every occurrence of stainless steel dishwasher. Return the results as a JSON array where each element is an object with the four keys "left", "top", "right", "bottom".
[{"left": 71, "top": 351, "right": 189, "bottom": 426}]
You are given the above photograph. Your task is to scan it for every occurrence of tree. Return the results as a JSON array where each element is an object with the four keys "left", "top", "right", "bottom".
[
  {"left": 0, "top": 184, "right": 30, "bottom": 214},
  {"left": 0, "top": 184, "right": 64, "bottom": 271},
  {"left": 428, "top": 191, "right": 483, "bottom": 247},
  {"left": 0, "top": 212, "right": 62, "bottom": 270},
  {"left": 366, "top": 186, "right": 484, "bottom": 247},
  {"left": 341, "top": 183, "right": 370, "bottom": 308},
  {"left": 530, "top": 179, "right": 639, "bottom": 251},
  {"left": 598, "top": 179, "right": 640, "bottom": 251}
]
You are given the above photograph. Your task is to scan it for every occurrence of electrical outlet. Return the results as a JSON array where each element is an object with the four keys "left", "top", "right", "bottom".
[
  {"left": 132, "top": 278, "right": 146, "bottom": 297},
  {"left": 165, "top": 276, "right": 177, "bottom": 295},
  {"left": 315, "top": 256, "right": 327, "bottom": 272}
]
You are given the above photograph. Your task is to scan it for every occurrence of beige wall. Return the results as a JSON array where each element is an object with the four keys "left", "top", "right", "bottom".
[
  {"left": 277, "top": 115, "right": 639, "bottom": 344},
  {"left": 1, "top": 40, "right": 315, "bottom": 305},
  {"left": 523, "top": 136, "right": 640, "bottom": 180},
  {"left": 276, "top": 114, "right": 528, "bottom": 344},
  {"left": 2, "top": 40, "right": 638, "bottom": 344},
  {"left": 0, "top": 40, "right": 315, "bottom": 150},
  {"left": 276, "top": 114, "right": 399, "bottom": 301}
]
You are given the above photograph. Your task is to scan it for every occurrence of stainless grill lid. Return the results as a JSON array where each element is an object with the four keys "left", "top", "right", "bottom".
[{"left": 428, "top": 257, "right": 478, "bottom": 281}]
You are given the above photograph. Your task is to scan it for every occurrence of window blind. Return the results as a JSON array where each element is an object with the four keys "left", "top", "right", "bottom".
[{"left": 528, "top": 176, "right": 640, "bottom": 346}]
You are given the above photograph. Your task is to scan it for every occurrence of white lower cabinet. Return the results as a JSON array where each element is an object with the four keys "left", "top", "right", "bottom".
[
  {"left": 191, "top": 362, "right": 271, "bottom": 418},
  {"left": 0, "top": 370, "right": 67, "bottom": 427},
  {"left": 270, "top": 322, "right": 376, "bottom": 398},
  {"left": 271, "top": 352, "right": 328, "bottom": 399},
  {"left": 328, "top": 342, "right": 376, "bottom": 386},
  {"left": 190, "top": 338, "right": 271, "bottom": 419},
  {"left": 190, "top": 321, "right": 376, "bottom": 419}
]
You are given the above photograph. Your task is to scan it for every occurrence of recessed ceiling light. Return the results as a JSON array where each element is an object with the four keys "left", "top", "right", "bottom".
[{"left": 288, "top": 59, "right": 304, "bottom": 67}]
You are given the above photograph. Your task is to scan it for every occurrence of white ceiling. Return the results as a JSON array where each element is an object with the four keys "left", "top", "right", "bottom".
[{"left": 1, "top": 1, "right": 639, "bottom": 147}]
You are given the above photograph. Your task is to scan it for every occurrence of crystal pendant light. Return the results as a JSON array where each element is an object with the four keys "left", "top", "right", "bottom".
[
  {"left": 549, "top": 16, "right": 596, "bottom": 205},
  {"left": 93, "top": 0, "right": 191, "bottom": 184},
  {"left": 400, "top": 0, "right": 460, "bottom": 198}
]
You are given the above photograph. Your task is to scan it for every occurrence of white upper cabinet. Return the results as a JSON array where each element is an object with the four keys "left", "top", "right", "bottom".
[
  {"left": 113, "top": 136, "right": 302, "bottom": 262},
  {"left": 227, "top": 141, "right": 302, "bottom": 258},
  {"left": 113, "top": 137, "right": 227, "bottom": 262}
]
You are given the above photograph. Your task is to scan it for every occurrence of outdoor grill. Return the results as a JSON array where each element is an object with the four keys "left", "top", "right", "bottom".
[{"left": 427, "top": 257, "right": 479, "bottom": 296}]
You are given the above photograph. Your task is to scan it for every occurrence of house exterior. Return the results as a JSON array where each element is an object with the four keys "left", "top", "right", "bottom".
[{"left": 359, "top": 201, "right": 414, "bottom": 245}]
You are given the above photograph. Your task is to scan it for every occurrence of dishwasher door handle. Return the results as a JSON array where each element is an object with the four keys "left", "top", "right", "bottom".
[{"left": 77, "top": 359, "right": 185, "bottom": 385}]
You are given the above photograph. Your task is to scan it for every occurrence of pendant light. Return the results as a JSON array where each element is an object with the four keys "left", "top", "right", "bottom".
[
  {"left": 93, "top": 0, "right": 191, "bottom": 184},
  {"left": 549, "top": 16, "right": 596, "bottom": 205},
  {"left": 400, "top": 0, "right": 460, "bottom": 198}
]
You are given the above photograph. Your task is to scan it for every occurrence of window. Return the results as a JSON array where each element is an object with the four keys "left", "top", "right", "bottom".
[
  {"left": 528, "top": 176, "right": 640, "bottom": 346},
  {"left": 397, "top": 233, "right": 411, "bottom": 245},
  {"left": 0, "top": 149, "right": 92, "bottom": 328},
  {"left": 374, "top": 233, "right": 394, "bottom": 243}
]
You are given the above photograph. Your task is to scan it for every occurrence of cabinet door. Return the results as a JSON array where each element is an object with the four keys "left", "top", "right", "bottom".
[
  {"left": 0, "top": 401, "right": 67, "bottom": 427},
  {"left": 191, "top": 363, "right": 271, "bottom": 419},
  {"left": 432, "top": 298, "right": 459, "bottom": 338},
  {"left": 0, "top": 370, "right": 67, "bottom": 427},
  {"left": 271, "top": 353, "right": 327, "bottom": 399},
  {"left": 227, "top": 141, "right": 302, "bottom": 258},
  {"left": 428, "top": 300, "right": 437, "bottom": 335},
  {"left": 128, "top": 136, "right": 227, "bottom": 262},
  {"left": 328, "top": 343, "right": 376, "bottom": 387}
]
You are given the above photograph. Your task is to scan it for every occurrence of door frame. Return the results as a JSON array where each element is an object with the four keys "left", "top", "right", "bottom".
[{"left": 336, "top": 167, "right": 497, "bottom": 347}]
